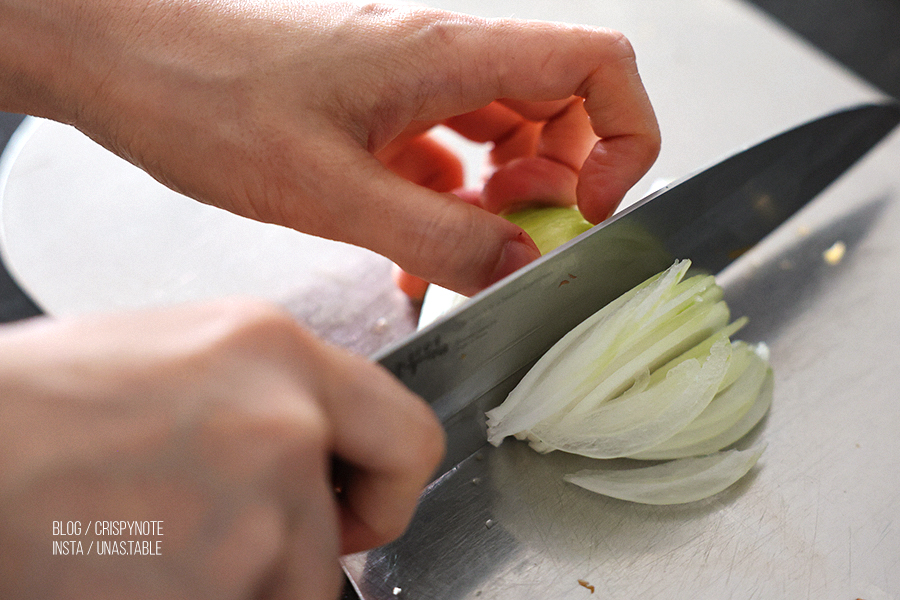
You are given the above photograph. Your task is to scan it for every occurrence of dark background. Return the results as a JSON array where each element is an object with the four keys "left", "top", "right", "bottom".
[{"left": 2, "top": 0, "right": 900, "bottom": 324}]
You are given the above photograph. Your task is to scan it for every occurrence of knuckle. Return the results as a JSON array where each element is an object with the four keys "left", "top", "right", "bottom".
[
  {"left": 378, "top": 515, "right": 412, "bottom": 546},
  {"left": 403, "top": 205, "right": 461, "bottom": 275},
  {"left": 414, "top": 10, "right": 478, "bottom": 46},
  {"left": 415, "top": 416, "right": 446, "bottom": 476},
  {"left": 202, "top": 298, "right": 307, "bottom": 354},
  {"left": 397, "top": 393, "right": 446, "bottom": 480},
  {"left": 364, "top": 362, "right": 445, "bottom": 478},
  {"left": 576, "top": 28, "right": 639, "bottom": 84},
  {"left": 216, "top": 298, "right": 297, "bottom": 333},
  {"left": 411, "top": 404, "right": 445, "bottom": 459},
  {"left": 254, "top": 399, "right": 332, "bottom": 451},
  {"left": 402, "top": 202, "right": 501, "bottom": 292},
  {"left": 199, "top": 386, "right": 334, "bottom": 479},
  {"left": 595, "top": 28, "right": 636, "bottom": 61}
]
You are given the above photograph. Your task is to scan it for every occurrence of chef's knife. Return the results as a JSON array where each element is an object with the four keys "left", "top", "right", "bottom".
[{"left": 373, "top": 101, "right": 900, "bottom": 475}]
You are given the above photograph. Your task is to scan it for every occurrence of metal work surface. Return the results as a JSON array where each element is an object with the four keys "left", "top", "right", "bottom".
[
  {"left": 1, "top": 1, "right": 898, "bottom": 598},
  {"left": 370, "top": 103, "right": 899, "bottom": 477},
  {"left": 344, "top": 127, "right": 900, "bottom": 597}
]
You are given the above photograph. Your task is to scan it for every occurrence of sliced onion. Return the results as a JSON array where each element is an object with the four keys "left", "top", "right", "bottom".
[
  {"left": 484, "top": 267, "right": 670, "bottom": 442},
  {"left": 563, "top": 446, "right": 765, "bottom": 505},
  {"left": 634, "top": 343, "right": 766, "bottom": 452},
  {"left": 415, "top": 202, "right": 774, "bottom": 505},
  {"left": 524, "top": 339, "right": 731, "bottom": 458},
  {"left": 486, "top": 260, "right": 740, "bottom": 446},
  {"left": 482, "top": 258, "right": 773, "bottom": 504},
  {"left": 631, "top": 368, "right": 773, "bottom": 460}
]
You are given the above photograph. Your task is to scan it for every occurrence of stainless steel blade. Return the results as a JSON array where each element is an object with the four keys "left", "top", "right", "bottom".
[{"left": 372, "top": 101, "right": 900, "bottom": 475}]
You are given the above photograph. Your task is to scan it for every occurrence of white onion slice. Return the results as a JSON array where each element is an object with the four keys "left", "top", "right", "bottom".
[
  {"left": 525, "top": 339, "right": 731, "bottom": 458},
  {"left": 486, "top": 261, "right": 696, "bottom": 442},
  {"left": 480, "top": 258, "right": 774, "bottom": 504},
  {"left": 485, "top": 267, "right": 663, "bottom": 441},
  {"left": 563, "top": 446, "right": 765, "bottom": 505},
  {"left": 486, "top": 260, "right": 749, "bottom": 447},
  {"left": 627, "top": 343, "right": 767, "bottom": 456},
  {"left": 631, "top": 369, "right": 773, "bottom": 460}
]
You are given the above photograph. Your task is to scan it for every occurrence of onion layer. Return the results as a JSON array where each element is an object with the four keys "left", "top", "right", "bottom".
[{"left": 563, "top": 446, "right": 765, "bottom": 505}]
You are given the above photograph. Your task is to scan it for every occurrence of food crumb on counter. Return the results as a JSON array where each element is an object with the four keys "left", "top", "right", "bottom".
[
  {"left": 372, "top": 317, "right": 389, "bottom": 334},
  {"left": 823, "top": 241, "right": 846, "bottom": 265},
  {"left": 578, "top": 579, "right": 595, "bottom": 593}
]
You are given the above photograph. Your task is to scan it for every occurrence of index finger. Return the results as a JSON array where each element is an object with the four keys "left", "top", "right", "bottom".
[{"left": 309, "top": 340, "right": 445, "bottom": 554}]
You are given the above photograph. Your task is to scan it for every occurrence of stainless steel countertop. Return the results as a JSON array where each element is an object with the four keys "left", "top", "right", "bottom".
[
  {"left": 344, "top": 125, "right": 900, "bottom": 598},
  {"left": 1, "top": 0, "right": 897, "bottom": 598}
]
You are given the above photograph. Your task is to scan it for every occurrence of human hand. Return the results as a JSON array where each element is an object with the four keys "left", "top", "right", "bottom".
[
  {"left": 0, "top": 300, "right": 444, "bottom": 600},
  {"left": 383, "top": 96, "right": 629, "bottom": 299},
  {"left": 5, "top": 0, "right": 659, "bottom": 297}
]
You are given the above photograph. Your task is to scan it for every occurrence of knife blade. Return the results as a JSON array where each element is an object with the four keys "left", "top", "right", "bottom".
[{"left": 373, "top": 101, "right": 900, "bottom": 475}]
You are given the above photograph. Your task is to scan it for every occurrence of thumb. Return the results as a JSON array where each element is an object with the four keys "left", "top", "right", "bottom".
[{"left": 295, "top": 144, "right": 541, "bottom": 297}]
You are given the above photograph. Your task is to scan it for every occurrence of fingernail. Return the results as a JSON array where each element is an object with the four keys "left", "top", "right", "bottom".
[{"left": 490, "top": 235, "right": 541, "bottom": 285}]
